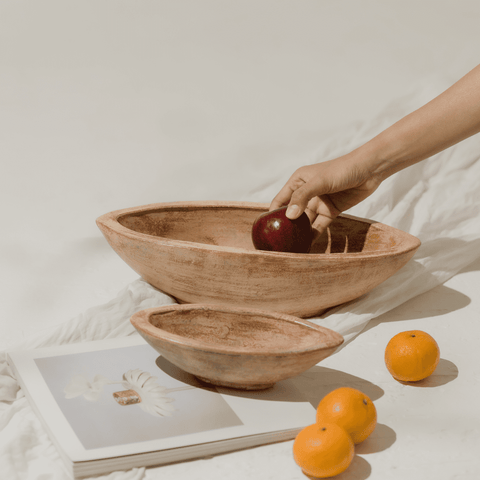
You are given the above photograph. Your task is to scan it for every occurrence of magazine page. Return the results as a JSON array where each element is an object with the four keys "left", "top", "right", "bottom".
[{"left": 8, "top": 335, "right": 315, "bottom": 467}]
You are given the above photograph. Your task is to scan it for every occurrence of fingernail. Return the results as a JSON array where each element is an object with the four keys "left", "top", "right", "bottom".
[{"left": 286, "top": 205, "right": 299, "bottom": 219}]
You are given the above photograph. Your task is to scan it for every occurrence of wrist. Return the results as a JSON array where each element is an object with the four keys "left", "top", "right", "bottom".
[
  {"left": 352, "top": 129, "right": 410, "bottom": 183},
  {"left": 345, "top": 137, "right": 392, "bottom": 184}
]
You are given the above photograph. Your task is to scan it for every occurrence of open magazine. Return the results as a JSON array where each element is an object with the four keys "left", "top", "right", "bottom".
[{"left": 8, "top": 335, "right": 315, "bottom": 478}]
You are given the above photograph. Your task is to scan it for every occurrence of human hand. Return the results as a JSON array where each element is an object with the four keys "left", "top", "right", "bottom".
[
  {"left": 270, "top": 63, "right": 480, "bottom": 241},
  {"left": 269, "top": 153, "right": 383, "bottom": 239}
]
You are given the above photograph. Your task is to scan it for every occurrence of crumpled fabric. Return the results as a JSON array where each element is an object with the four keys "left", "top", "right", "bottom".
[{"left": 1, "top": 84, "right": 480, "bottom": 479}]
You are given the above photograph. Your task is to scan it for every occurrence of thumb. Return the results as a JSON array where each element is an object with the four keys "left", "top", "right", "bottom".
[{"left": 285, "top": 182, "right": 320, "bottom": 220}]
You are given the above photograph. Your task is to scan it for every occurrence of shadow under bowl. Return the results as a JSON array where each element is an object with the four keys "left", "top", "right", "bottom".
[
  {"left": 130, "top": 304, "right": 344, "bottom": 390},
  {"left": 97, "top": 201, "right": 421, "bottom": 318}
]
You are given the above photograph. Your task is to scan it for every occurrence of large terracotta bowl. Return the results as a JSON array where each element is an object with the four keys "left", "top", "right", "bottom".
[
  {"left": 97, "top": 201, "right": 421, "bottom": 318},
  {"left": 131, "top": 304, "right": 344, "bottom": 390}
]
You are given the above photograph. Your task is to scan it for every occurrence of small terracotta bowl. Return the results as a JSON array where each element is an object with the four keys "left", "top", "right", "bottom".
[
  {"left": 130, "top": 304, "right": 344, "bottom": 390},
  {"left": 97, "top": 201, "right": 421, "bottom": 318}
]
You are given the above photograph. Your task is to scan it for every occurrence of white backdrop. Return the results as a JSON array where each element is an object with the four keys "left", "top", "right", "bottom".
[
  {"left": 2, "top": 1, "right": 480, "bottom": 346},
  {"left": 2, "top": 1, "right": 480, "bottom": 343}
]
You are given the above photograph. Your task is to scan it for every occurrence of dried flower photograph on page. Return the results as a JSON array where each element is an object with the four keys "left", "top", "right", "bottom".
[
  {"left": 63, "top": 368, "right": 192, "bottom": 417},
  {"left": 35, "top": 344, "right": 243, "bottom": 450}
]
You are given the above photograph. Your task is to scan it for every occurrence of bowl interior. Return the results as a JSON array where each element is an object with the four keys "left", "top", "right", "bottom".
[
  {"left": 148, "top": 307, "right": 339, "bottom": 354},
  {"left": 118, "top": 205, "right": 400, "bottom": 254}
]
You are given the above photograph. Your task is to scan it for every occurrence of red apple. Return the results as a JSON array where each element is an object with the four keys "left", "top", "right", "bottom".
[{"left": 251, "top": 206, "right": 313, "bottom": 253}]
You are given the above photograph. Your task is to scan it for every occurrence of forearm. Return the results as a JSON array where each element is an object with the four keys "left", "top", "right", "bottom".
[{"left": 360, "top": 64, "right": 480, "bottom": 180}]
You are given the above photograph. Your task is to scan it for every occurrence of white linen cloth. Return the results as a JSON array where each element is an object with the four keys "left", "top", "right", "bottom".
[{"left": 1, "top": 85, "right": 480, "bottom": 479}]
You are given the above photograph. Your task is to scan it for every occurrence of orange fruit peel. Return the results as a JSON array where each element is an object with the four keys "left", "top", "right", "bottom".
[
  {"left": 293, "top": 422, "right": 354, "bottom": 478},
  {"left": 385, "top": 330, "right": 440, "bottom": 382},
  {"left": 315, "top": 387, "right": 377, "bottom": 444}
]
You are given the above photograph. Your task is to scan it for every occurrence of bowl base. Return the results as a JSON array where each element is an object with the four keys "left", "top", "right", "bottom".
[
  {"left": 196, "top": 375, "right": 274, "bottom": 391},
  {"left": 173, "top": 296, "right": 331, "bottom": 319}
]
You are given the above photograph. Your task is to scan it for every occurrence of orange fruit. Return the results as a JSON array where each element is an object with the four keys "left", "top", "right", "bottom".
[
  {"left": 293, "top": 423, "right": 354, "bottom": 478},
  {"left": 315, "top": 387, "right": 377, "bottom": 444},
  {"left": 385, "top": 330, "right": 440, "bottom": 382}
]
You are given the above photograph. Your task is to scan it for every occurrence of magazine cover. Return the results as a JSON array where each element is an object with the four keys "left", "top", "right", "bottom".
[{"left": 8, "top": 335, "right": 315, "bottom": 478}]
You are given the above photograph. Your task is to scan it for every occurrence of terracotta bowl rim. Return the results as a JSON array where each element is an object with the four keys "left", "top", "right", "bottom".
[
  {"left": 96, "top": 200, "right": 422, "bottom": 259},
  {"left": 130, "top": 304, "right": 345, "bottom": 356}
]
